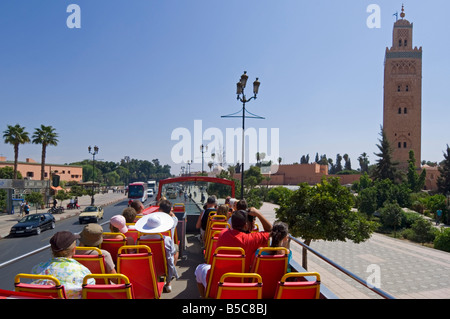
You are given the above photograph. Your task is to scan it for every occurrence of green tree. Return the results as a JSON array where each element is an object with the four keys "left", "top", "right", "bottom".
[
  {"left": 0, "top": 189, "right": 7, "bottom": 212},
  {"left": 434, "top": 228, "right": 450, "bottom": 252},
  {"left": 371, "top": 126, "right": 400, "bottom": 182},
  {"left": 69, "top": 184, "right": 85, "bottom": 197},
  {"left": 0, "top": 166, "right": 22, "bottom": 179},
  {"left": 3, "top": 124, "right": 30, "bottom": 179},
  {"left": 32, "top": 125, "right": 59, "bottom": 180},
  {"left": 343, "top": 153, "right": 352, "bottom": 171},
  {"left": 276, "top": 177, "right": 376, "bottom": 269},
  {"left": 411, "top": 217, "right": 436, "bottom": 245},
  {"left": 437, "top": 144, "right": 450, "bottom": 195},
  {"left": 267, "top": 186, "right": 293, "bottom": 205},
  {"left": 55, "top": 189, "right": 70, "bottom": 206},
  {"left": 335, "top": 154, "right": 343, "bottom": 173},
  {"left": 25, "top": 192, "right": 44, "bottom": 212},
  {"left": 379, "top": 201, "right": 403, "bottom": 237},
  {"left": 374, "top": 179, "right": 411, "bottom": 209},
  {"left": 407, "top": 150, "right": 426, "bottom": 192},
  {"left": 357, "top": 187, "right": 378, "bottom": 219},
  {"left": 358, "top": 152, "right": 370, "bottom": 173}
]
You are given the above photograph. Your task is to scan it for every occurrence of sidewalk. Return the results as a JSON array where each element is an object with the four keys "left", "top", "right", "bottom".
[{"left": 0, "top": 192, "right": 127, "bottom": 239}]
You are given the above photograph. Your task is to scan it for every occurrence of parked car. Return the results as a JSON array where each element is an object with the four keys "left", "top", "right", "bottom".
[
  {"left": 10, "top": 213, "right": 56, "bottom": 236},
  {"left": 78, "top": 206, "right": 104, "bottom": 224}
]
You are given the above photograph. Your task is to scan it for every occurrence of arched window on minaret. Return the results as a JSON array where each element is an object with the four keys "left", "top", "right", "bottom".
[{"left": 399, "top": 39, "right": 402, "bottom": 47}]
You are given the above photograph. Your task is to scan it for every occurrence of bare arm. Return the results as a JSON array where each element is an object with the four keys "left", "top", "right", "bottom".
[{"left": 248, "top": 207, "right": 272, "bottom": 232}]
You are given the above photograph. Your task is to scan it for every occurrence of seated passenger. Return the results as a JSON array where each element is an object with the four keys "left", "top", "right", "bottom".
[
  {"left": 135, "top": 212, "right": 179, "bottom": 293},
  {"left": 216, "top": 204, "right": 229, "bottom": 217},
  {"left": 196, "top": 196, "right": 218, "bottom": 244},
  {"left": 227, "top": 199, "right": 248, "bottom": 229},
  {"left": 254, "top": 221, "right": 292, "bottom": 264},
  {"left": 122, "top": 207, "right": 137, "bottom": 226},
  {"left": 228, "top": 198, "right": 237, "bottom": 217},
  {"left": 194, "top": 207, "right": 272, "bottom": 298},
  {"left": 158, "top": 199, "right": 179, "bottom": 243},
  {"left": 130, "top": 200, "right": 145, "bottom": 218},
  {"left": 106, "top": 215, "right": 135, "bottom": 245},
  {"left": 31, "top": 231, "right": 95, "bottom": 299},
  {"left": 76, "top": 223, "right": 117, "bottom": 279}
]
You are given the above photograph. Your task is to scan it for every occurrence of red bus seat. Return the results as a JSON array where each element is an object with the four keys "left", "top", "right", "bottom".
[
  {"left": 117, "top": 245, "right": 164, "bottom": 299},
  {"left": 74, "top": 246, "right": 108, "bottom": 284},
  {"left": 173, "top": 203, "right": 185, "bottom": 212},
  {"left": 82, "top": 274, "right": 134, "bottom": 299},
  {"left": 137, "top": 234, "right": 168, "bottom": 282},
  {"left": 250, "top": 247, "right": 289, "bottom": 299},
  {"left": 14, "top": 273, "right": 67, "bottom": 299},
  {"left": 274, "top": 272, "right": 321, "bottom": 299},
  {"left": 204, "top": 246, "right": 246, "bottom": 299},
  {"left": 204, "top": 221, "right": 229, "bottom": 252},
  {"left": 204, "top": 230, "right": 221, "bottom": 264},
  {"left": 204, "top": 215, "right": 226, "bottom": 244},
  {"left": 100, "top": 232, "right": 126, "bottom": 265},
  {"left": 125, "top": 223, "right": 139, "bottom": 243},
  {"left": 216, "top": 272, "right": 263, "bottom": 299}
]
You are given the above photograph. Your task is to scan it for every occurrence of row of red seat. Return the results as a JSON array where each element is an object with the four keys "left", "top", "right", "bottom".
[
  {"left": 12, "top": 245, "right": 164, "bottom": 299},
  {"left": 204, "top": 246, "right": 321, "bottom": 299},
  {"left": 201, "top": 211, "right": 321, "bottom": 299}
]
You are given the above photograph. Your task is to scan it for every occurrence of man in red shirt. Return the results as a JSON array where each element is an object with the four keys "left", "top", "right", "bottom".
[
  {"left": 194, "top": 207, "right": 272, "bottom": 298},
  {"left": 216, "top": 208, "right": 271, "bottom": 270}
]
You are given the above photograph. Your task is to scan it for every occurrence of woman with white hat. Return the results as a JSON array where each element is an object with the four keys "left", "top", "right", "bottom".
[{"left": 135, "top": 212, "right": 179, "bottom": 293}]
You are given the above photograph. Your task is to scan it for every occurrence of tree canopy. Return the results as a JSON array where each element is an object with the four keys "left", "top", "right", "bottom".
[{"left": 276, "top": 177, "right": 376, "bottom": 269}]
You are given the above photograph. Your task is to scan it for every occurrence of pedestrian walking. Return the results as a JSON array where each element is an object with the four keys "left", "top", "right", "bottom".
[
  {"left": 436, "top": 209, "right": 442, "bottom": 226},
  {"left": 24, "top": 202, "right": 30, "bottom": 216}
]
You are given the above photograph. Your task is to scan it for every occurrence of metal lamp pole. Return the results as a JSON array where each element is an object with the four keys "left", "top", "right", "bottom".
[
  {"left": 200, "top": 144, "right": 208, "bottom": 175},
  {"left": 88, "top": 145, "right": 99, "bottom": 205},
  {"left": 222, "top": 71, "right": 262, "bottom": 199}
]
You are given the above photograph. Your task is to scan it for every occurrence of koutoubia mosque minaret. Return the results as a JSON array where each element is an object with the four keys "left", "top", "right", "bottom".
[{"left": 383, "top": 5, "right": 422, "bottom": 169}]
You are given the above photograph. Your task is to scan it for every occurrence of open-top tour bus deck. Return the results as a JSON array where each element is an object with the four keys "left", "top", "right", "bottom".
[{"left": 0, "top": 176, "right": 394, "bottom": 300}]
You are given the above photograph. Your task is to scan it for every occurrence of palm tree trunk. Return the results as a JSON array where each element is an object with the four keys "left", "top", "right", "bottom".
[
  {"left": 13, "top": 144, "right": 19, "bottom": 179},
  {"left": 40, "top": 144, "right": 47, "bottom": 180}
]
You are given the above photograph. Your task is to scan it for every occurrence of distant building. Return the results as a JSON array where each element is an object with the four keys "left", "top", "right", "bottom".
[
  {"left": 0, "top": 156, "right": 83, "bottom": 183},
  {"left": 383, "top": 6, "right": 422, "bottom": 169},
  {"left": 234, "top": 163, "right": 361, "bottom": 187}
]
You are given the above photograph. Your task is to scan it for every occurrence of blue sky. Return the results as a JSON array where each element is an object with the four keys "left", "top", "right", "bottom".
[{"left": 0, "top": 1, "right": 448, "bottom": 175}]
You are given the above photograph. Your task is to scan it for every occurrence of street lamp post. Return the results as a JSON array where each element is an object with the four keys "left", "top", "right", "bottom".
[
  {"left": 222, "top": 71, "right": 263, "bottom": 199},
  {"left": 88, "top": 145, "right": 99, "bottom": 205},
  {"left": 200, "top": 144, "right": 208, "bottom": 175},
  {"left": 187, "top": 160, "right": 192, "bottom": 176}
]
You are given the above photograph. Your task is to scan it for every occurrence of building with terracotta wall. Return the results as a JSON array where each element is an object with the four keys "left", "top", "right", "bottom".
[
  {"left": 233, "top": 163, "right": 361, "bottom": 187},
  {"left": 0, "top": 156, "right": 83, "bottom": 182}
]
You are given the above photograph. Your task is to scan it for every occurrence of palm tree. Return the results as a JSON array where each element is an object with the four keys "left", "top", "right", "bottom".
[
  {"left": 3, "top": 124, "right": 30, "bottom": 179},
  {"left": 32, "top": 125, "right": 59, "bottom": 180}
]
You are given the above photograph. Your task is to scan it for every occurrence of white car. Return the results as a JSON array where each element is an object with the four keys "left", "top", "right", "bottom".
[{"left": 147, "top": 189, "right": 154, "bottom": 197}]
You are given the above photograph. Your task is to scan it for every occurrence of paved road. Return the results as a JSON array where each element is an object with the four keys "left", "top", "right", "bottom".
[{"left": 0, "top": 192, "right": 129, "bottom": 291}]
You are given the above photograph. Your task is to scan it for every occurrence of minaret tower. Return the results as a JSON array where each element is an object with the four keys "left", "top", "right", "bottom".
[{"left": 383, "top": 5, "right": 422, "bottom": 168}]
